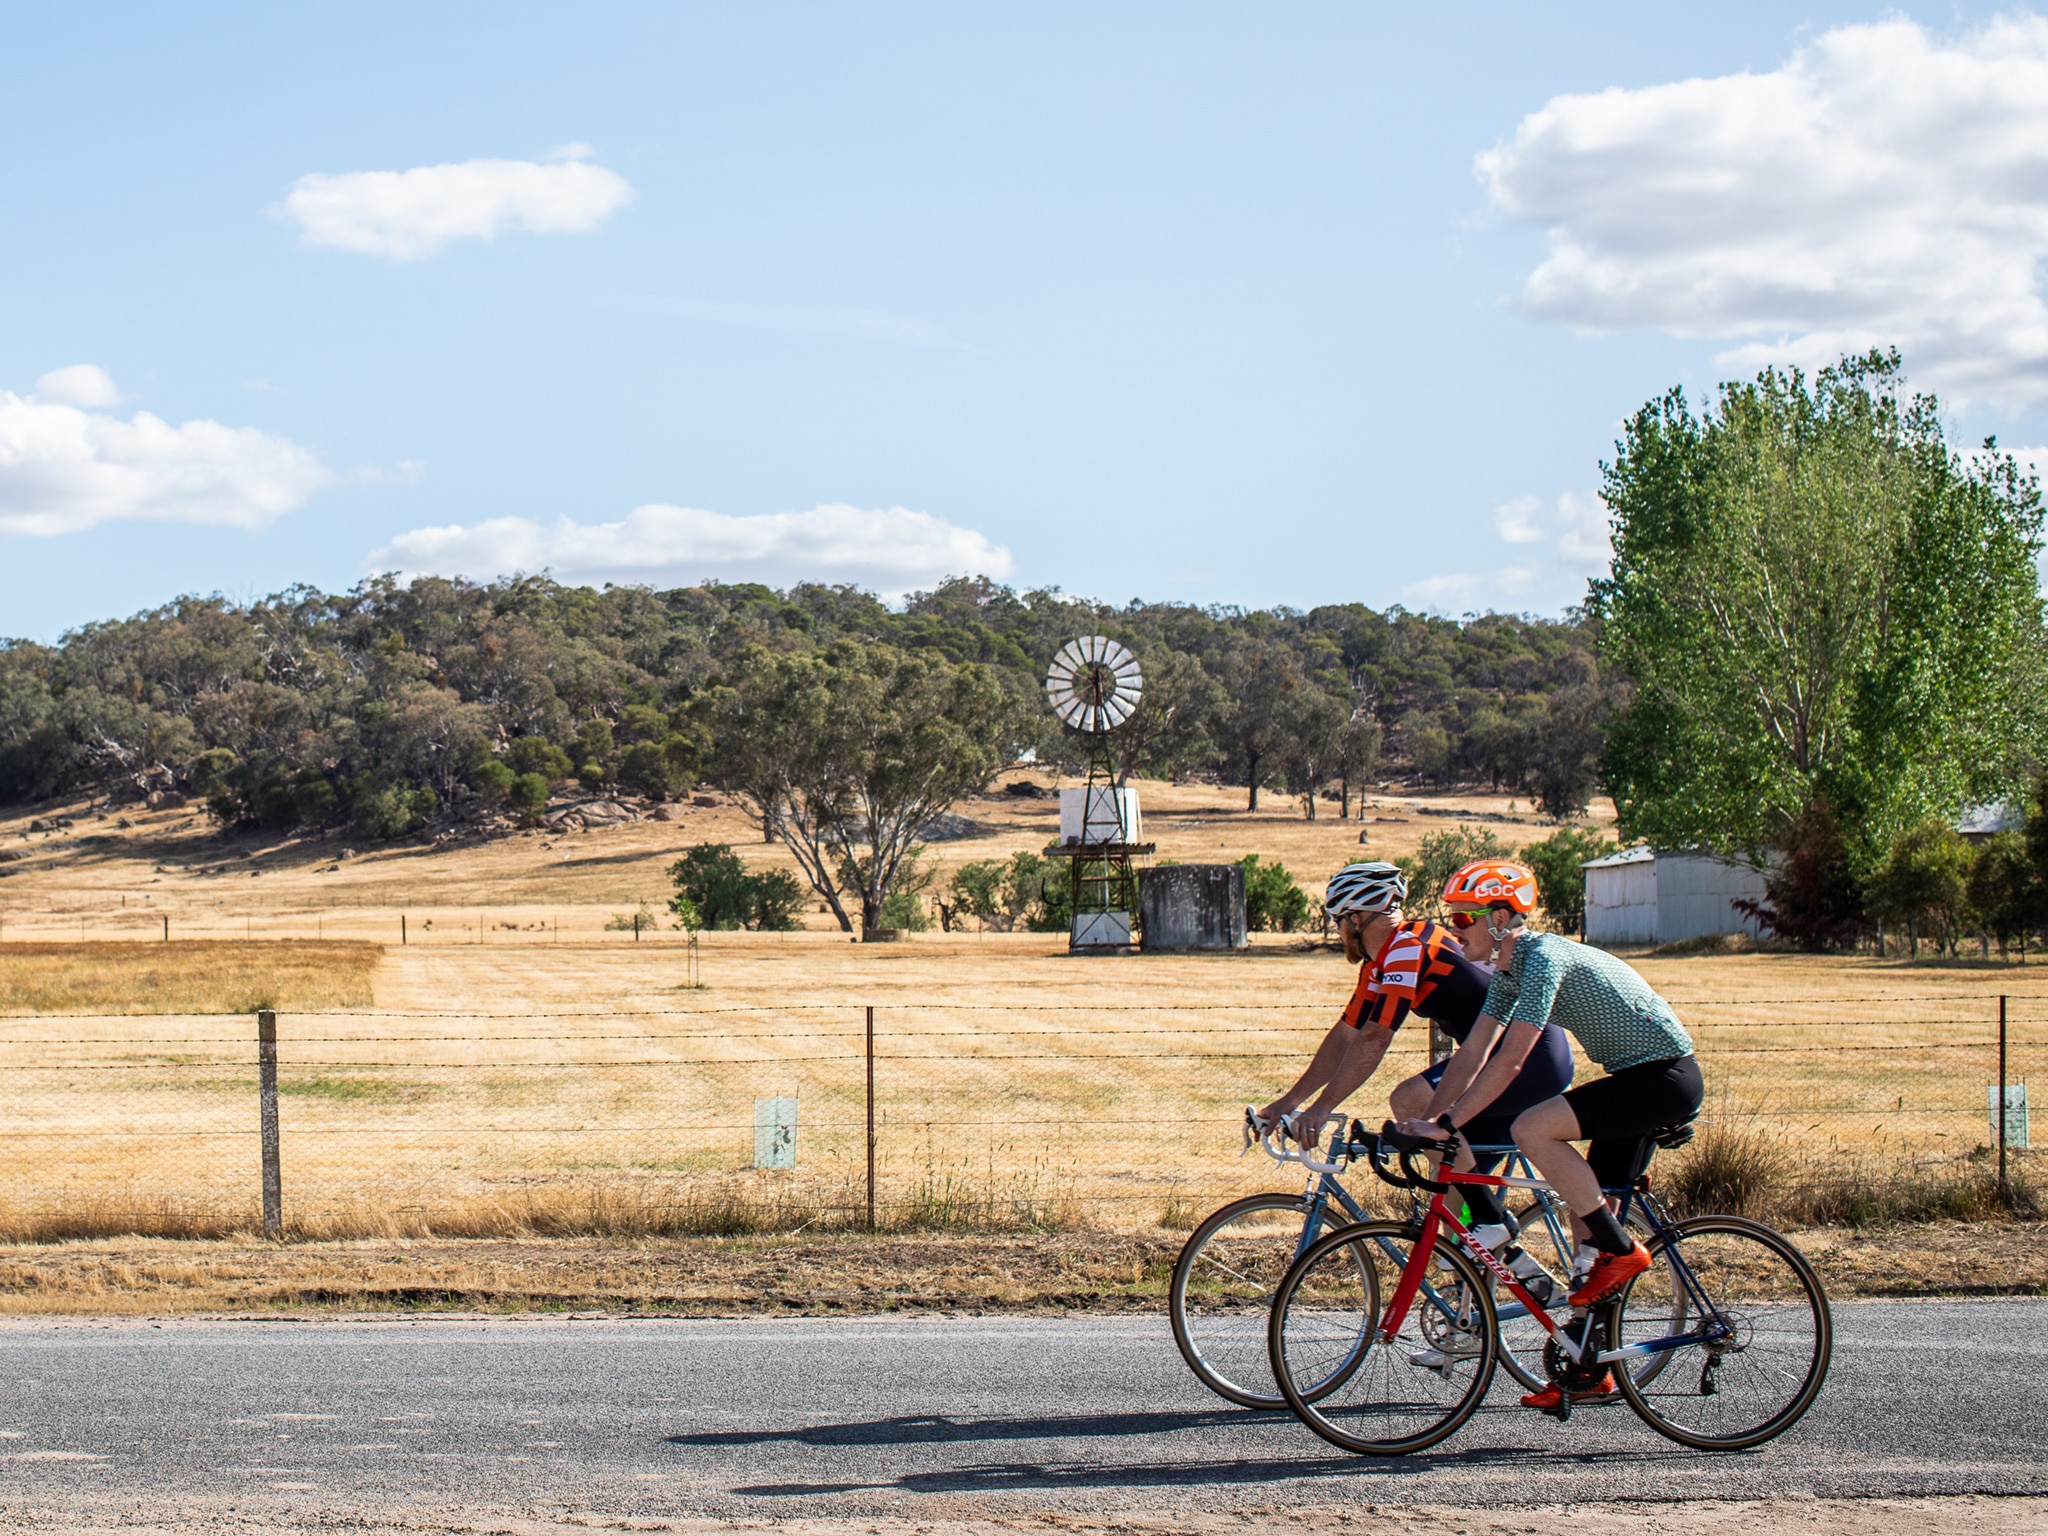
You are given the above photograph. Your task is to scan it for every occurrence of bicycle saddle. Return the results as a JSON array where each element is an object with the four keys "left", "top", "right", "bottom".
[{"left": 1652, "top": 1112, "right": 1701, "bottom": 1150}]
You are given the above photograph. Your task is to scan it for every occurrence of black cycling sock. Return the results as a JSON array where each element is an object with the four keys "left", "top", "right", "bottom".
[
  {"left": 1582, "top": 1205, "right": 1634, "bottom": 1256},
  {"left": 1462, "top": 1183, "right": 1510, "bottom": 1231}
]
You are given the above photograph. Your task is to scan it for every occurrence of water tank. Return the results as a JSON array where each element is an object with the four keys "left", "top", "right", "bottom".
[{"left": 1139, "top": 864, "right": 1247, "bottom": 951}]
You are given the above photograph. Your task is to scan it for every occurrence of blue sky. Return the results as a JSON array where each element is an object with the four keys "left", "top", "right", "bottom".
[{"left": 5, "top": 3, "right": 2048, "bottom": 641}]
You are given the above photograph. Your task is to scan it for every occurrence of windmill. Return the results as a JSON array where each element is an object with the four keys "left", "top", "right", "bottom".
[{"left": 1043, "top": 636, "right": 1154, "bottom": 951}]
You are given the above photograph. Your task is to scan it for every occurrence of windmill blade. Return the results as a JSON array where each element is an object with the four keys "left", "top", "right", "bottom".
[
  {"left": 1100, "top": 639, "right": 1133, "bottom": 669},
  {"left": 1103, "top": 697, "right": 1133, "bottom": 728}
]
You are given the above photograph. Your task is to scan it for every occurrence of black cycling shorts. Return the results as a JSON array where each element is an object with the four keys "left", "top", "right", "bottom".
[
  {"left": 1423, "top": 1022, "right": 1574, "bottom": 1152},
  {"left": 1562, "top": 1054, "right": 1705, "bottom": 1191}
]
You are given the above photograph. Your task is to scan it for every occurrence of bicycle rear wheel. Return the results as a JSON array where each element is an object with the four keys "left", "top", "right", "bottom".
[
  {"left": 1170, "top": 1194, "right": 1319, "bottom": 1408},
  {"left": 1270, "top": 1220, "right": 1496, "bottom": 1455},
  {"left": 1611, "top": 1216, "right": 1832, "bottom": 1450}
]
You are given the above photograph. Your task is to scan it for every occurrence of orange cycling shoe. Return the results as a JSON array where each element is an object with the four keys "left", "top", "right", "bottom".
[
  {"left": 1521, "top": 1372, "right": 1616, "bottom": 1412},
  {"left": 1569, "top": 1241, "right": 1652, "bottom": 1306}
]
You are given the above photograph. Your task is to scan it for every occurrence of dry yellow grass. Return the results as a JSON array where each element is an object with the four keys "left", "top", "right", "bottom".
[
  {"left": 0, "top": 780, "right": 2038, "bottom": 1249},
  {"left": 0, "top": 928, "right": 2037, "bottom": 1243},
  {"left": 0, "top": 940, "right": 379, "bottom": 1014}
]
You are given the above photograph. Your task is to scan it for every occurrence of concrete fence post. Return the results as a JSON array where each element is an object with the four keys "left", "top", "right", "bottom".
[
  {"left": 1998, "top": 994, "right": 2010, "bottom": 1208},
  {"left": 257, "top": 1008, "right": 282, "bottom": 1240}
]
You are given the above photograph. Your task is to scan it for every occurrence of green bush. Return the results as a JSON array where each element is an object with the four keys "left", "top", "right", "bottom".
[
  {"left": 618, "top": 738, "right": 696, "bottom": 801},
  {"left": 351, "top": 784, "right": 437, "bottom": 840},
  {"left": 190, "top": 748, "right": 238, "bottom": 799},
  {"left": 667, "top": 843, "right": 806, "bottom": 931},
  {"left": 1397, "top": 825, "right": 1514, "bottom": 919},
  {"left": 1240, "top": 854, "right": 1310, "bottom": 931},
  {"left": 577, "top": 759, "right": 606, "bottom": 791},
  {"left": 1868, "top": 821, "right": 1976, "bottom": 954},
  {"left": 507, "top": 737, "right": 574, "bottom": 781},
  {"left": 1519, "top": 826, "right": 1617, "bottom": 934},
  {"left": 509, "top": 772, "right": 550, "bottom": 824},
  {"left": 947, "top": 851, "right": 1068, "bottom": 932},
  {"left": 469, "top": 754, "right": 515, "bottom": 804}
]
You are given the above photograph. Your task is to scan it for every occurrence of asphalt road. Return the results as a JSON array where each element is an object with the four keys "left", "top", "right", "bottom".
[{"left": 0, "top": 1300, "right": 2040, "bottom": 1524}]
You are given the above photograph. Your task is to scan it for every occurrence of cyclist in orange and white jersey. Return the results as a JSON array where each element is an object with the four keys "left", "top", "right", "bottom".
[{"left": 1258, "top": 863, "right": 1573, "bottom": 1226}]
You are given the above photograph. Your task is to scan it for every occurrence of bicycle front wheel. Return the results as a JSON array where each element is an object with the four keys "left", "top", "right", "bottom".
[
  {"left": 1611, "top": 1216, "right": 1832, "bottom": 1450},
  {"left": 1270, "top": 1220, "right": 1496, "bottom": 1455},
  {"left": 1170, "top": 1194, "right": 1318, "bottom": 1408}
]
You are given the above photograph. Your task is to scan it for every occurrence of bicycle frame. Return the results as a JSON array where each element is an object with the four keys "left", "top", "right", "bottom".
[
  {"left": 1253, "top": 1110, "right": 1571, "bottom": 1329},
  {"left": 1376, "top": 1144, "right": 1739, "bottom": 1373}
]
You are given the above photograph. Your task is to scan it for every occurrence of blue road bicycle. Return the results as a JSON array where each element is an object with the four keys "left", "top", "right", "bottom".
[
  {"left": 1266, "top": 1122, "right": 1833, "bottom": 1453},
  {"left": 1169, "top": 1110, "right": 1662, "bottom": 1407}
]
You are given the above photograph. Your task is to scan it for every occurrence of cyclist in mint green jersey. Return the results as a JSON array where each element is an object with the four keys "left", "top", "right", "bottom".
[{"left": 1403, "top": 859, "right": 1702, "bottom": 1409}]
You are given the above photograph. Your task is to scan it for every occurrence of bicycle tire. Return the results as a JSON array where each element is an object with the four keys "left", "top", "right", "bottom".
[
  {"left": 1610, "top": 1215, "right": 1832, "bottom": 1450},
  {"left": 1169, "top": 1193, "right": 1317, "bottom": 1409},
  {"left": 1270, "top": 1219, "right": 1497, "bottom": 1455}
]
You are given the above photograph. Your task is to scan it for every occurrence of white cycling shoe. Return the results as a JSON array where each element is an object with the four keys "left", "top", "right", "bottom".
[{"left": 1408, "top": 1334, "right": 1482, "bottom": 1370}]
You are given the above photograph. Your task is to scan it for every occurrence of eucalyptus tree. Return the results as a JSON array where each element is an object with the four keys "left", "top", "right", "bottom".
[{"left": 710, "top": 641, "right": 1019, "bottom": 935}]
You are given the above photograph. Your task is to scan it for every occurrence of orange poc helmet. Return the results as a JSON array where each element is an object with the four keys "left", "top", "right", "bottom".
[{"left": 1441, "top": 860, "right": 1539, "bottom": 915}]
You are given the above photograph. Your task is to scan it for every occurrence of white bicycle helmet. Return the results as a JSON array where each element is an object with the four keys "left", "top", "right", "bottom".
[{"left": 1323, "top": 861, "right": 1408, "bottom": 920}]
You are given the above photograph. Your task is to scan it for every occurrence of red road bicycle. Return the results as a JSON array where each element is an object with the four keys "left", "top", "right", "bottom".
[{"left": 1266, "top": 1121, "right": 1832, "bottom": 1454}]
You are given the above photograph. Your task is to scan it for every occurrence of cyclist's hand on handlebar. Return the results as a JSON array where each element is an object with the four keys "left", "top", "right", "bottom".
[
  {"left": 1286, "top": 1108, "right": 1341, "bottom": 1149},
  {"left": 1394, "top": 1117, "right": 1450, "bottom": 1141}
]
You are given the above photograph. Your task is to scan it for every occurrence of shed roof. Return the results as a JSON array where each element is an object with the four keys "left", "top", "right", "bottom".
[
  {"left": 1957, "top": 801, "right": 2023, "bottom": 837},
  {"left": 1580, "top": 845, "right": 1655, "bottom": 871}
]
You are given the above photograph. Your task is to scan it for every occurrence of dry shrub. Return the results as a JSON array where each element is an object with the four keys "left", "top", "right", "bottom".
[
  {"left": 1656, "top": 1122, "right": 2041, "bottom": 1229},
  {"left": 1659, "top": 1122, "right": 1790, "bottom": 1218},
  {"left": 1156, "top": 1188, "right": 1199, "bottom": 1231},
  {"left": 0, "top": 1195, "right": 259, "bottom": 1244},
  {"left": 1646, "top": 933, "right": 1772, "bottom": 959},
  {"left": 894, "top": 1164, "right": 1084, "bottom": 1233},
  {"left": 0, "top": 940, "right": 379, "bottom": 1014},
  {"left": 1781, "top": 1156, "right": 2039, "bottom": 1228}
]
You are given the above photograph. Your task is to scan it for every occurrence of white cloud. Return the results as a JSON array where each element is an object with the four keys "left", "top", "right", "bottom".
[
  {"left": 1494, "top": 495, "right": 1545, "bottom": 543},
  {"left": 1404, "top": 490, "right": 1611, "bottom": 614},
  {"left": 282, "top": 146, "right": 634, "bottom": 260},
  {"left": 34, "top": 364, "right": 125, "bottom": 408},
  {"left": 0, "top": 370, "right": 333, "bottom": 536},
  {"left": 1478, "top": 17, "right": 2048, "bottom": 407},
  {"left": 369, "top": 503, "right": 1015, "bottom": 600}
]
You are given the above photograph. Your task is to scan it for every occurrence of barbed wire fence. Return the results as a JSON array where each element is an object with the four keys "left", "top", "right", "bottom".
[{"left": 0, "top": 996, "right": 2035, "bottom": 1241}]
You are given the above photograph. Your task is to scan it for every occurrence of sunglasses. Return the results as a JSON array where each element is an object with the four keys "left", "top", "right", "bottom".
[{"left": 1446, "top": 910, "right": 1485, "bottom": 930}]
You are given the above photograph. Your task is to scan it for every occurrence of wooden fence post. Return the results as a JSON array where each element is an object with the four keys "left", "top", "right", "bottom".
[
  {"left": 258, "top": 1009, "right": 282, "bottom": 1240},
  {"left": 866, "top": 1005, "right": 877, "bottom": 1232}
]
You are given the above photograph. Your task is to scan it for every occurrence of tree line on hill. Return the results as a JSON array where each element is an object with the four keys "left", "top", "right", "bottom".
[{"left": 0, "top": 567, "right": 1607, "bottom": 931}]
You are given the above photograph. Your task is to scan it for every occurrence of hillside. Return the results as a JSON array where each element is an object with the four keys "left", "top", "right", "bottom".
[{"left": 0, "top": 767, "right": 1605, "bottom": 940}]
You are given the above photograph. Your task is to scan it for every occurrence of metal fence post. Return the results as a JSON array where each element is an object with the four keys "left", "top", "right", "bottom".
[
  {"left": 258, "top": 1008, "right": 282, "bottom": 1240},
  {"left": 1999, "top": 994, "right": 2010, "bottom": 1208},
  {"left": 866, "top": 1005, "right": 877, "bottom": 1232}
]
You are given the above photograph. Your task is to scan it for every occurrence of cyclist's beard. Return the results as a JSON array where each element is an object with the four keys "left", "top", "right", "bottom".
[{"left": 1342, "top": 925, "right": 1365, "bottom": 964}]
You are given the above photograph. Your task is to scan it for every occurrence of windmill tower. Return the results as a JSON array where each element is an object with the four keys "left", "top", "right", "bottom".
[{"left": 1043, "top": 636, "right": 1154, "bottom": 952}]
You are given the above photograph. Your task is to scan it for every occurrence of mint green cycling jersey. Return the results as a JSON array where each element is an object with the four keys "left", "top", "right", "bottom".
[{"left": 1481, "top": 931, "right": 1693, "bottom": 1073}]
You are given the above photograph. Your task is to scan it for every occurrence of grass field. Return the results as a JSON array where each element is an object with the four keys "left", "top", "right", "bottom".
[
  {"left": 0, "top": 770, "right": 1578, "bottom": 938},
  {"left": 0, "top": 940, "right": 379, "bottom": 1014},
  {"left": 0, "top": 926, "right": 2036, "bottom": 1242}
]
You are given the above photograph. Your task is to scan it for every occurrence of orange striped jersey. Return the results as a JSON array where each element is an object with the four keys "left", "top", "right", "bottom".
[{"left": 1340, "top": 919, "right": 1494, "bottom": 1038}]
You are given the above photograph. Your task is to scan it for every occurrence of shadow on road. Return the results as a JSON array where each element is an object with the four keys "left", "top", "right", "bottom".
[
  {"left": 681, "top": 1409, "right": 1696, "bottom": 1497},
  {"left": 670, "top": 1408, "right": 1283, "bottom": 1447}
]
